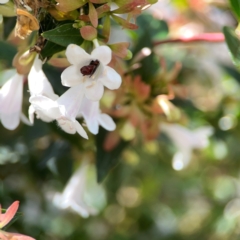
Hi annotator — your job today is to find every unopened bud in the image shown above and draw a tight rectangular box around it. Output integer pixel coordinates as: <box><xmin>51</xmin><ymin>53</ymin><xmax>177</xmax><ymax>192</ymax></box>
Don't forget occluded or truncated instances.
<box><xmin>80</xmin><ymin>26</ymin><xmax>97</xmax><ymax>41</ymax></box>
<box><xmin>124</xmin><ymin>50</ymin><xmax>132</xmax><ymax>60</ymax></box>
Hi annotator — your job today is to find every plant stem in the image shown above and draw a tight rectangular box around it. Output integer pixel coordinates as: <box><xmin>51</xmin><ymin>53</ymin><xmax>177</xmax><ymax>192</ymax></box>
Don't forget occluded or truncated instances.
<box><xmin>153</xmin><ymin>33</ymin><xmax>225</xmax><ymax>46</ymax></box>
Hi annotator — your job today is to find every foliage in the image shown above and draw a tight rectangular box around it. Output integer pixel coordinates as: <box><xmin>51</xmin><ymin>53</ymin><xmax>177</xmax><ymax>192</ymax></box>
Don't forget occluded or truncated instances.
<box><xmin>0</xmin><ymin>0</ymin><xmax>240</xmax><ymax>240</ymax></box>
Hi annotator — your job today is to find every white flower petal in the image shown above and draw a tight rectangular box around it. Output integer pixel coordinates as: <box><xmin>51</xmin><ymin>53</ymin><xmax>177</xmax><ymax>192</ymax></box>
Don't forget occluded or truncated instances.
<box><xmin>99</xmin><ymin>66</ymin><xmax>121</xmax><ymax>90</ymax></box>
<box><xmin>61</xmin><ymin>65</ymin><xmax>85</xmax><ymax>87</ymax></box>
<box><xmin>84</xmin><ymin>80</ymin><xmax>104</xmax><ymax>101</ymax></box>
<box><xmin>192</xmin><ymin>127</ymin><xmax>213</xmax><ymax>149</ymax></box>
<box><xmin>79</xmin><ymin>98</ymin><xmax>99</xmax><ymax>134</ymax></box>
<box><xmin>57</xmin><ymin>85</ymin><xmax>84</xmax><ymax>119</ymax></box>
<box><xmin>91</xmin><ymin>46</ymin><xmax>112</xmax><ymax>65</ymax></box>
<box><xmin>28</xmin><ymin>55</ymin><xmax>58</xmax><ymax>99</ymax></box>
<box><xmin>0</xmin><ymin>73</ymin><xmax>23</xmax><ymax>130</ymax></box>
<box><xmin>74</xmin><ymin>120</ymin><xmax>88</xmax><ymax>139</ymax></box>
<box><xmin>57</xmin><ymin>118</ymin><xmax>76</xmax><ymax>134</ymax></box>
<box><xmin>28</xmin><ymin>105</ymin><xmax>35</xmax><ymax>124</ymax></box>
<box><xmin>87</xmin><ymin>118</ymin><xmax>99</xmax><ymax>135</ymax></box>
<box><xmin>1</xmin><ymin>111</ymin><xmax>20</xmax><ymax>130</ymax></box>
<box><xmin>172</xmin><ymin>151</ymin><xmax>191</xmax><ymax>171</ymax></box>
<box><xmin>53</xmin><ymin>160</ymin><xmax>104</xmax><ymax>218</ymax></box>
<box><xmin>20</xmin><ymin>112</ymin><xmax>32</xmax><ymax>126</ymax></box>
<box><xmin>30</xmin><ymin>95</ymin><xmax>60</xmax><ymax>119</ymax></box>
<box><xmin>80</xmin><ymin>97</ymin><xmax>99</xmax><ymax>121</ymax></box>
<box><xmin>161</xmin><ymin>123</ymin><xmax>212</xmax><ymax>169</ymax></box>
<box><xmin>98</xmin><ymin>113</ymin><xmax>116</xmax><ymax>131</ymax></box>
<box><xmin>66</xmin><ymin>44</ymin><xmax>91</xmax><ymax>66</ymax></box>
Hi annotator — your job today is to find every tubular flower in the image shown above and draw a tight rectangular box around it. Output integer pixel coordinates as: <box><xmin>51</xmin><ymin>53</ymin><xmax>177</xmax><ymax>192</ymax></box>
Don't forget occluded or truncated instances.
<box><xmin>161</xmin><ymin>123</ymin><xmax>213</xmax><ymax>170</ymax></box>
<box><xmin>61</xmin><ymin>44</ymin><xmax>122</xmax><ymax>101</ymax></box>
<box><xmin>28</xmin><ymin>55</ymin><xmax>59</xmax><ymax>124</ymax></box>
<box><xmin>0</xmin><ymin>201</ymin><xmax>35</xmax><ymax>240</ymax></box>
<box><xmin>79</xmin><ymin>96</ymin><xmax>116</xmax><ymax>134</ymax></box>
<box><xmin>28</xmin><ymin>55</ymin><xmax>58</xmax><ymax>99</ymax></box>
<box><xmin>29</xmin><ymin>85</ymin><xmax>88</xmax><ymax>139</ymax></box>
<box><xmin>53</xmin><ymin>160</ymin><xmax>106</xmax><ymax>218</ymax></box>
<box><xmin>0</xmin><ymin>73</ymin><xmax>27</xmax><ymax>130</ymax></box>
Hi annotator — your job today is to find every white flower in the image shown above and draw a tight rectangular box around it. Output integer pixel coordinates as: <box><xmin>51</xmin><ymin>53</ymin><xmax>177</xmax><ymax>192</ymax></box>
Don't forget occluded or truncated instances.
<box><xmin>79</xmin><ymin>97</ymin><xmax>116</xmax><ymax>134</ymax></box>
<box><xmin>29</xmin><ymin>85</ymin><xmax>88</xmax><ymax>139</ymax></box>
<box><xmin>28</xmin><ymin>55</ymin><xmax>58</xmax><ymax>99</ymax></box>
<box><xmin>61</xmin><ymin>44</ymin><xmax>122</xmax><ymax>101</ymax></box>
<box><xmin>0</xmin><ymin>73</ymin><xmax>28</xmax><ymax>130</ymax></box>
<box><xmin>53</xmin><ymin>160</ymin><xmax>107</xmax><ymax>218</ymax></box>
<box><xmin>0</xmin><ymin>0</ymin><xmax>9</xmax><ymax>4</ymax></box>
<box><xmin>28</xmin><ymin>55</ymin><xmax>59</xmax><ymax>124</ymax></box>
<box><xmin>161</xmin><ymin>123</ymin><xmax>213</xmax><ymax>170</ymax></box>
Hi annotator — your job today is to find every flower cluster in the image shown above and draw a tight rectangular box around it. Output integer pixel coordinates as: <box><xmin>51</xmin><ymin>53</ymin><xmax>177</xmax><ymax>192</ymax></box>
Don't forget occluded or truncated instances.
<box><xmin>0</xmin><ymin>43</ymin><xmax>121</xmax><ymax>139</ymax></box>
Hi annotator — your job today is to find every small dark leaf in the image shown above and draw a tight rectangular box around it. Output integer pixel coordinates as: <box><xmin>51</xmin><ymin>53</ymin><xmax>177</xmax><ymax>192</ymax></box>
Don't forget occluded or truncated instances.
<box><xmin>2</xmin><ymin>210</ymin><xmax>22</xmax><ymax>230</ymax></box>
<box><xmin>42</xmin><ymin>23</ymin><xmax>84</xmax><ymax>47</ymax></box>
<box><xmin>222</xmin><ymin>64</ymin><xmax>240</xmax><ymax>85</ymax></box>
<box><xmin>40</xmin><ymin>41</ymin><xmax>65</xmax><ymax>59</ymax></box>
<box><xmin>0</xmin><ymin>41</ymin><xmax>17</xmax><ymax>67</ymax></box>
<box><xmin>96</xmin><ymin>127</ymin><xmax>129</xmax><ymax>182</ymax></box>
<box><xmin>223</xmin><ymin>26</ymin><xmax>240</xmax><ymax>68</ymax></box>
<box><xmin>39</xmin><ymin>140</ymin><xmax>73</xmax><ymax>184</ymax></box>
<box><xmin>3</xmin><ymin>17</ymin><xmax>16</xmax><ymax>40</ymax></box>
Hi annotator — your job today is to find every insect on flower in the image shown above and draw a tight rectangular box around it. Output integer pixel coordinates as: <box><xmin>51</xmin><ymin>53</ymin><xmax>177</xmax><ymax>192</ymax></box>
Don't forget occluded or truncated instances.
<box><xmin>80</xmin><ymin>60</ymin><xmax>100</xmax><ymax>77</ymax></box>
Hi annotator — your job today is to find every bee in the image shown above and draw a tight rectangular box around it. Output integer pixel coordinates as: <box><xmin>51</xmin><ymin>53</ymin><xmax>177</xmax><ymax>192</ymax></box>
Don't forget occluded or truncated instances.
<box><xmin>80</xmin><ymin>60</ymin><xmax>100</xmax><ymax>77</ymax></box>
<box><xmin>15</xmin><ymin>8</ymin><xmax>39</xmax><ymax>39</ymax></box>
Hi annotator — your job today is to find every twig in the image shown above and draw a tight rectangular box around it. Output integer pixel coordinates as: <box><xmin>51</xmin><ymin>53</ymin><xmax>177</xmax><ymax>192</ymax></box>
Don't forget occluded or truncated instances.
<box><xmin>153</xmin><ymin>33</ymin><xmax>225</xmax><ymax>46</ymax></box>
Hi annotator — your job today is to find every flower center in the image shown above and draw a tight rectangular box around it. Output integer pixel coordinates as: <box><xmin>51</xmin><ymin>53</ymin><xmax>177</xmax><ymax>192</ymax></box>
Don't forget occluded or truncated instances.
<box><xmin>80</xmin><ymin>60</ymin><xmax>100</xmax><ymax>77</ymax></box>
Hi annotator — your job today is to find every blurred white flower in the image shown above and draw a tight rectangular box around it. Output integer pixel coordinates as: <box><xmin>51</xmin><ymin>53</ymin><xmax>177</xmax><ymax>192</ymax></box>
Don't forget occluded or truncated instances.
<box><xmin>61</xmin><ymin>44</ymin><xmax>122</xmax><ymax>101</ymax></box>
<box><xmin>0</xmin><ymin>0</ymin><xmax>9</xmax><ymax>4</ymax></box>
<box><xmin>161</xmin><ymin>123</ymin><xmax>213</xmax><ymax>170</ymax></box>
<box><xmin>79</xmin><ymin>97</ymin><xmax>116</xmax><ymax>134</ymax></box>
<box><xmin>28</xmin><ymin>55</ymin><xmax>59</xmax><ymax>124</ymax></box>
<box><xmin>29</xmin><ymin>85</ymin><xmax>88</xmax><ymax>139</ymax></box>
<box><xmin>53</xmin><ymin>161</ymin><xmax>106</xmax><ymax>218</ymax></box>
<box><xmin>0</xmin><ymin>73</ymin><xmax>30</xmax><ymax>130</ymax></box>
<box><xmin>224</xmin><ymin>198</ymin><xmax>240</xmax><ymax>219</ymax></box>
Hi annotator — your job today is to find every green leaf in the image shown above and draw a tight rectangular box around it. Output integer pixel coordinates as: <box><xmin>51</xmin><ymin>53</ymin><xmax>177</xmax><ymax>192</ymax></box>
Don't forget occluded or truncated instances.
<box><xmin>0</xmin><ymin>1</ymin><xmax>16</xmax><ymax>17</ymax></box>
<box><xmin>223</xmin><ymin>26</ymin><xmax>240</xmax><ymax>68</ymax></box>
<box><xmin>42</xmin><ymin>23</ymin><xmax>84</xmax><ymax>47</ymax></box>
<box><xmin>3</xmin><ymin>17</ymin><xmax>16</xmax><ymax>40</ymax></box>
<box><xmin>40</xmin><ymin>41</ymin><xmax>65</xmax><ymax>59</ymax></box>
<box><xmin>229</xmin><ymin>0</ymin><xmax>240</xmax><ymax>19</ymax></box>
<box><xmin>130</xmin><ymin>14</ymin><xmax>168</xmax><ymax>83</ymax></box>
<box><xmin>0</xmin><ymin>41</ymin><xmax>17</xmax><ymax>67</ymax></box>
<box><xmin>96</xmin><ymin>127</ymin><xmax>129</xmax><ymax>182</ymax></box>
<box><xmin>41</xmin><ymin>141</ymin><xmax>73</xmax><ymax>184</ymax></box>
<box><xmin>147</xmin><ymin>0</ymin><xmax>158</xmax><ymax>4</ymax></box>
<box><xmin>2</xmin><ymin>210</ymin><xmax>22</xmax><ymax>230</ymax></box>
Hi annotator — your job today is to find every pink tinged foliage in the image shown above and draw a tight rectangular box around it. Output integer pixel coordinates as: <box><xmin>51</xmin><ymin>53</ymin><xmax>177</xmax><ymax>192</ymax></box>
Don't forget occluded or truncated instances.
<box><xmin>80</xmin><ymin>26</ymin><xmax>97</xmax><ymax>41</ymax></box>
<box><xmin>108</xmin><ymin>42</ymin><xmax>130</xmax><ymax>59</ymax></box>
<box><xmin>0</xmin><ymin>201</ymin><xmax>35</xmax><ymax>240</ymax></box>
<box><xmin>88</xmin><ymin>2</ymin><xmax>98</xmax><ymax>28</ymax></box>
<box><xmin>0</xmin><ymin>201</ymin><xmax>19</xmax><ymax>228</ymax></box>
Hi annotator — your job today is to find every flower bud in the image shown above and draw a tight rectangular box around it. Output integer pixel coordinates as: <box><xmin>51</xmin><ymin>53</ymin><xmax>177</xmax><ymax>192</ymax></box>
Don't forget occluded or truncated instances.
<box><xmin>80</xmin><ymin>26</ymin><xmax>97</xmax><ymax>41</ymax></box>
